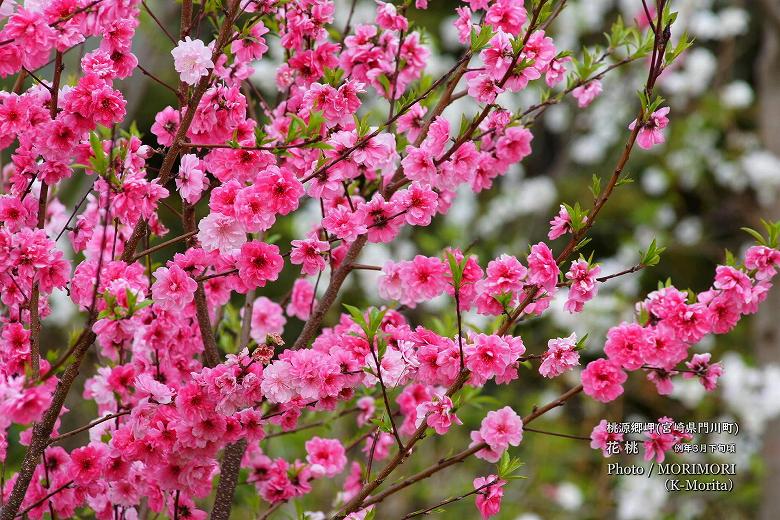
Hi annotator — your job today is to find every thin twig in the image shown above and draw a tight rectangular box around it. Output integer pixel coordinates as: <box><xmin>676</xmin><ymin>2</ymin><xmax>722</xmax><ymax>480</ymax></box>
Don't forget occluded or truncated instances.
<box><xmin>131</xmin><ymin>230</ymin><xmax>198</xmax><ymax>262</ymax></box>
<box><xmin>14</xmin><ymin>481</ymin><xmax>73</xmax><ymax>518</ymax></box>
<box><xmin>142</xmin><ymin>0</ymin><xmax>177</xmax><ymax>44</ymax></box>
<box><xmin>48</xmin><ymin>411</ymin><xmax>131</xmax><ymax>445</ymax></box>
<box><xmin>401</xmin><ymin>479</ymin><xmax>499</xmax><ymax>519</ymax></box>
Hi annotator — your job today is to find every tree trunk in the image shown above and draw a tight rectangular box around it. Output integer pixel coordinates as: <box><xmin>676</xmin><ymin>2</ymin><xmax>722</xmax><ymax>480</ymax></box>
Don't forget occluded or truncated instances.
<box><xmin>755</xmin><ymin>4</ymin><xmax>780</xmax><ymax>520</ymax></box>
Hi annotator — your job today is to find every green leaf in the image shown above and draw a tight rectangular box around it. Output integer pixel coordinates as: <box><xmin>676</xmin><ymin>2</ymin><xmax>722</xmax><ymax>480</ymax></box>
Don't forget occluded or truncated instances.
<box><xmin>639</xmin><ymin>239</ymin><xmax>665</xmax><ymax>267</ymax></box>
<box><xmin>724</xmin><ymin>248</ymin><xmax>737</xmax><ymax>267</ymax></box>
<box><xmin>135</xmin><ymin>300</ymin><xmax>153</xmax><ymax>311</ymax></box>
<box><xmin>343</xmin><ymin>303</ymin><xmax>367</xmax><ymax>329</ymax></box>
<box><xmin>368</xmin><ymin>307</ymin><xmax>388</xmax><ymax>338</ymax></box>
<box><xmin>762</xmin><ymin>219</ymin><xmax>780</xmax><ymax>248</ymax></box>
<box><xmin>470</xmin><ymin>24</ymin><xmax>494</xmax><ymax>52</ymax></box>
<box><xmin>665</xmin><ymin>32</ymin><xmax>693</xmax><ymax>64</ymax></box>
<box><xmin>446</xmin><ymin>251</ymin><xmax>465</xmax><ymax>288</ymax></box>
<box><xmin>497</xmin><ymin>452</ymin><xmax>524</xmax><ymax>479</ymax></box>
<box><xmin>562</xmin><ymin>202</ymin><xmax>586</xmax><ymax>232</ymax></box>
<box><xmin>573</xmin><ymin>237</ymin><xmax>592</xmax><ymax>252</ymax></box>
<box><xmin>590</xmin><ymin>174</ymin><xmax>602</xmax><ymax>199</ymax></box>
<box><xmin>741</xmin><ymin>227</ymin><xmax>767</xmax><ymax>246</ymax></box>
<box><xmin>377</xmin><ymin>74</ymin><xmax>392</xmax><ymax>96</ymax></box>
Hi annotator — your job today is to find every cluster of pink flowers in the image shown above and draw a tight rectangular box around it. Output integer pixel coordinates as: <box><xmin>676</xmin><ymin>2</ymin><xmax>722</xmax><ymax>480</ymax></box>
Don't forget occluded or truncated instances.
<box><xmin>582</xmin><ymin>245</ymin><xmax>779</xmax><ymax>403</ymax></box>
<box><xmin>378</xmin><ymin>243</ymin><xmax>560</xmax><ymax>316</ymax></box>
<box><xmin>0</xmin><ymin>0</ymin><xmax>774</xmax><ymax>518</ymax></box>
<box><xmin>471</xmin><ymin>406</ymin><xmax>524</xmax><ymax>463</ymax></box>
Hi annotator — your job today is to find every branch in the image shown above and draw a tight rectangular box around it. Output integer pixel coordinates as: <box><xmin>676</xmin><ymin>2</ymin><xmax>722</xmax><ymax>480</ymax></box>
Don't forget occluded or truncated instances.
<box><xmin>264</xmin><ymin>407</ymin><xmax>359</xmax><ymax>440</ymax></box>
<box><xmin>401</xmin><ymin>478</ymin><xmax>499</xmax><ymax>519</ymax></box>
<box><xmin>0</xmin><ymin>3</ymin><xmax>247</xmax><ymax>517</ymax></box>
<box><xmin>211</xmin><ymin>289</ymin><xmax>256</xmax><ymax>520</ymax></box>
<box><xmin>120</xmin><ymin>0</ymin><xmax>243</xmax><ymax>263</ymax></box>
<box><xmin>292</xmin><ymin>235</ymin><xmax>368</xmax><ymax>349</ymax></box>
<box><xmin>142</xmin><ymin>0</ymin><xmax>177</xmax><ymax>45</ymax></box>
<box><xmin>211</xmin><ymin>439</ymin><xmax>248</xmax><ymax>520</ymax></box>
<box><xmin>523</xmin><ymin>426</ymin><xmax>591</xmax><ymax>441</ymax></box>
<box><xmin>28</xmin><ymin>52</ymin><xmax>63</xmax><ymax>379</ymax></box>
<box><xmin>300</xmin><ymin>52</ymin><xmax>473</xmax><ymax>184</ymax></box>
<box><xmin>48</xmin><ymin>411</ymin><xmax>131</xmax><ymax>445</ymax></box>
<box><xmin>556</xmin><ymin>264</ymin><xmax>645</xmax><ymax>288</ymax></box>
<box><xmin>357</xmin><ymin>385</ymin><xmax>584</xmax><ymax>511</ymax></box>
<box><xmin>13</xmin><ymin>481</ymin><xmax>73</xmax><ymax>518</ymax></box>
<box><xmin>131</xmin><ymin>230</ymin><xmax>197</xmax><ymax>262</ymax></box>
<box><xmin>0</xmin><ymin>325</ymin><xmax>97</xmax><ymax>520</ymax></box>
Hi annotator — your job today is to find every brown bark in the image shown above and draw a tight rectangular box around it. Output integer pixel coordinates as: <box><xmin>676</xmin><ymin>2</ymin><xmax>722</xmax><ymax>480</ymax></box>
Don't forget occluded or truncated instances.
<box><xmin>756</xmin><ymin>4</ymin><xmax>780</xmax><ymax>520</ymax></box>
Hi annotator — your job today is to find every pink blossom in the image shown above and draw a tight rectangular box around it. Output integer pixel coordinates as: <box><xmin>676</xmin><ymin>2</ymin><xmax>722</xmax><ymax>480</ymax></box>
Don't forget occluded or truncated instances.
<box><xmin>590</xmin><ymin>419</ymin><xmax>624</xmax><ymax>457</ymax></box>
<box><xmin>564</xmin><ymin>260</ymin><xmax>601</xmax><ymax>313</ymax></box>
<box><xmin>260</xmin><ymin>360</ymin><xmax>295</xmax><ymax>403</ymax></box>
<box><xmin>171</xmin><ymin>37</ymin><xmax>214</xmax><ymax>85</ymax></box>
<box><xmin>68</xmin><ymin>444</ymin><xmax>106</xmax><ymax>485</ymax></box>
<box><xmin>151</xmin><ymin>106</ymin><xmax>180</xmax><ymax>147</ymax></box>
<box><xmin>376</xmin><ymin>1</ymin><xmax>408</xmax><ymax>31</ymax></box>
<box><xmin>290</xmin><ymin>238</ymin><xmax>329</xmax><ymax>275</ymax></box>
<box><xmin>415</xmin><ymin>394</ymin><xmax>461</xmax><ymax>435</ymax></box>
<box><xmin>582</xmin><ymin>358</ymin><xmax>627</xmax><ymax>403</ymax></box>
<box><xmin>647</xmin><ymin>368</ymin><xmax>676</xmax><ymax>395</ymax></box>
<box><xmin>713</xmin><ymin>265</ymin><xmax>754</xmax><ymax>305</ymax></box>
<box><xmin>527</xmin><ymin>242</ymin><xmax>559</xmax><ymax>292</ymax></box>
<box><xmin>485</xmin><ymin>254</ymin><xmax>527</xmax><ymax>294</ymax></box>
<box><xmin>466</xmin><ymin>72</ymin><xmax>504</xmax><ymax>104</ymax></box>
<box><xmin>539</xmin><ymin>333</ymin><xmax>580</xmax><ymax>378</ymax></box>
<box><xmin>287</xmin><ymin>278</ymin><xmax>316</xmax><ymax>320</ymax></box>
<box><xmin>250</xmin><ymin>296</ymin><xmax>286</xmax><ymax>344</ymax></box>
<box><xmin>465</xmin><ymin>334</ymin><xmax>515</xmax><ymax>381</ymax></box>
<box><xmin>642</xmin><ymin>418</ymin><xmax>690</xmax><ymax>463</ymax></box>
<box><xmin>548</xmin><ymin>205</ymin><xmax>576</xmax><ymax>240</ymax></box>
<box><xmin>2</xmin><ymin>9</ymin><xmax>55</xmax><ymax>68</ymax></box>
<box><xmin>197</xmin><ymin>212</ymin><xmax>246</xmax><ymax>254</ymax></box>
<box><xmin>255</xmin><ymin>166</ymin><xmax>304</xmax><ymax>215</ymax></box>
<box><xmin>362</xmin><ymin>432</ymin><xmax>394</xmax><ymax>462</ymax></box>
<box><xmin>356</xmin><ymin>396</ymin><xmax>375</xmax><ymax>427</ymax></box>
<box><xmin>176</xmin><ymin>154</ymin><xmax>208</xmax><ymax>204</ymax></box>
<box><xmin>495</xmin><ymin>126</ymin><xmax>533</xmax><ymax>165</ymax></box>
<box><xmin>683</xmin><ymin>353</ymin><xmax>723</xmax><ymax>391</ymax></box>
<box><xmin>470</xmin><ymin>430</ymin><xmax>503</xmax><ymax>463</ymax></box>
<box><xmin>237</xmin><ymin>241</ymin><xmax>284</xmax><ymax>289</ymax></box>
<box><xmin>604</xmin><ymin>322</ymin><xmax>653</xmax><ymax>370</ymax></box>
<box><xmin>572</xmin><ymin>80</ymin><xmax>602</xmax><ymax>108</ymax></box>
<box><xmin>133</xmin><ymin>373</ymin><xmax>174</xmax><ymax>404</ymax></box>
<box><xmin>485</xmin><ymin>0</ymin><xmax>527</xmax><ymax>35</ymax></box>
<box><xmin>545</xmin><ymin>56</ymin><xmax>571</xmax><ymax>87</ymax></box>
<box><xmin>473</xmin><ymin>475</ymin><xmax>506</xmax><ymax>519</ymax></box>
<box><xmin>359</xmin><ymin>194</ymin><xmax>403</xmax><ymax>243</ymax></box>
<box><xmin>231</xmin><ymin>22</ymin><xmax>269</xmax><ymax>62</ymax></box>
<box><xmin>396</xmin><ymin>103</ymin><xmax>427</xmax><ymax>142</ymax></box>
<box><xmin>481</xmin><ymin>31</ymin><xmax>513</xmax><ymax>80</ymax></box>
<box><xmin>322</xmin><ymin>205</ymin><xmax>367</xmax><ymax>243</ymax></box>
<box><xmin>378</xmin><ymin>261</ymin><xmax>405</xmax><ymax>302</ymax></box>
<box><xmin>454</xmin><ymin>7</ymin><xmax>475</xmax><ymax>44</ymax></box>
<box><xmin>392</xmin><ymin>182</ymin><xmax>438</xmax><ymax>226</ymax></box>
<box><xmin>305</xmin><ymin>437</ymin><xmax>347</xmax><ymax>477</ymax></box>
<box><xmin>629</xmin><ymin>107</ymin><xmax>670</xmax><ymax>150</ymax></box>
<box><xmin>402</xmin><ymin>146</ymin><xmax>437</xmax><ymax>185</ymax></box>
<box><xmin>744</xmin><ymin>245</ymin><xmax>780</xmax><ymax>280</ymax></box>
<box><xmin>422</xmin><ymin>116</ymin><xmax>450</xmax><ymax>158</ymax></box>
<box><xmin>151</xmin><ymin>265</ymin><xmax>198</xmax><ymax>311</ymax></box>
<box><xmin>478</xmin><ymin>406</ymin><xmax>523</xmax><ymax>452</ymax></box>
<box><xmin>399</xmin><ymin>255</ymin><xmax>449</xmax><ymax>301</ymax></box>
